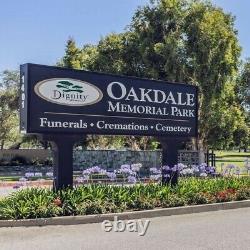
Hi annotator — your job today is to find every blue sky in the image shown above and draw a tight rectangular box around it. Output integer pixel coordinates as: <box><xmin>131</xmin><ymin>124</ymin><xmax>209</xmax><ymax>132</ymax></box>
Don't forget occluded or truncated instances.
<box><xmin>0</xmin><ymin>0</ymin><xmax>249</xmax><ymax>72</ymax></box>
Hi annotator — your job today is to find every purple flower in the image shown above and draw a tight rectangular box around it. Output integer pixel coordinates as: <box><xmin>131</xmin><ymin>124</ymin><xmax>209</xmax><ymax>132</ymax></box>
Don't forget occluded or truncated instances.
<box><xmin>193</xmin><ymin>165</ymin><xmax>200</xmax><ymax>173</ymax></box>
<box><xmin>75</xmin><ymin>177</ymin><xmax>84</xmax><ymax>183</ymax></box>
<box><xmin>83</xmin><ymin>175</ymin><xmax>90</xmax><ymax>181</ymax></box>
<box><xmin>106</xmin><ymin>172</ymin><xmax>116</xmax><ymax>181</ymax></box>
<box><xmin>150</xmin><ymin>174</ymin><xmax>162</xmax><ymax>181</ymax></box>
<box><xmin>120</xmin><ymin>164</ymin><xmax>134</xmax><ymax>175</ymax></box>
<box><xmin>25</xmin><ymin>172</ymin><xmax>34</xmax><ymax>178</ymax></box>
<box><xmin>100</xmin><ymin>169</ymin><xmax>107</xmax><ymax>175</ymax></box>
<box><xmin>35</xmin><ymin>172</ymin><xmax>43</xmax><ymax>177</ymax></box>
<box><xmin>150</xmin><ymin>167</ymin><xmax>161</xmax><ymax>174</ymax></box>
<box><xmin>176</xmin><ymin>163</ymin><xmax>186</xmax><ymax>171</ymax></box>
<box><xmin>200</xmin><ymin>163</ymin><xmax>207</xmax><ymax>168</ymax></box>
<box><xmin>82</xmin><ymin>166</ymin><xmax>106</xmax><ymax>175</ymax></box>
<box><xmin>227</xmin><ymin>164</ymin><xmax>236</xmax><ymax>169</ymax></box>
<box><xmin>162</xmin><ymin>165</ymin><xmax>170</xmax><ymax>171</ymax></box>
<box><xmin>131</xmin><ymin>163</ymin><xmax>142</xmax><ymax>172</ymax></box>
<box><xmin>163</xmin><ymin>174</ymin><xmax>170</xmax><ymax>178</ymax></box>
<box><xmin>91</xmin><ymin>166</ymin><xmax>103</xmax><ymax>173</ymax></box>
<box><xmin>200</xmin><ymin>172</ymin><xmax>207</xmax><ymax>177</ymax></box>
<box><xmin>121</xmin><ymin>164</ymin><xmax>130</xmax><ymax>170</ymax></box>
<box><xmin>46</xmin><ymin>172</ymin><xmax>53</xmax><ymax>177</ymax></box>
<box><xmin>207</xmin><ymin>166</ymin><xmax>216</xmax><ymax>174</ymax></box>
<box><xmin>171</xmin><ymin>166</ymin><xmax>177</xmax><ymax>172</ymax></box>
<box><xmin>127</xmin><ymin>175</ymin><xmax>137</xmax><ymax>183</ymax></box>
<box><xmin>180</xmin><ymin>168</ymin><xmax>194</xmax><ymax>176</ymax></box>
<box><xmin>82</xmin><ymin>169</ymin><xmax>91</xmax><ymax>175</ymax></box>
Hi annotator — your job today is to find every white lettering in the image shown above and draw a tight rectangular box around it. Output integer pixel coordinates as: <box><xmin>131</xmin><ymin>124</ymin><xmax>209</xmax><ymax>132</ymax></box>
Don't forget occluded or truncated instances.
<box><xmin>165</xmin><ymin>91</ymin><xmax>177</xmax><ymax>105</ymax></box>
<box><xmin>107</xmin><ymin>82</ymin><xmax>126</xmax><ymax>100</ymax></box>
<box><xmin>101</xmin><ymin>217</ymin><xmax>150</xmax><ymax>236</ymax></box>
<box><xmin>138</xmin><ymin>220</ymin><xmax>150</xmax><ymax>236</ymax></box>
<box><xmin>187</xmin><ymin>93</ymin><xmax>195</xmax><ymax>106</ymax></box>
<box><xmin>125</xmin><ymin>87</ymin><xmax>139</xmax><ymax>101</ymax></box>
<box><xmin>139</xmin><ymin>88</ymin><xmax>153</xmax><ymax>102</ymax></box>
<box><xmin>40</xmin><ymin>118</ymin><xmax>48</xmax><ymax>127</ymax></box>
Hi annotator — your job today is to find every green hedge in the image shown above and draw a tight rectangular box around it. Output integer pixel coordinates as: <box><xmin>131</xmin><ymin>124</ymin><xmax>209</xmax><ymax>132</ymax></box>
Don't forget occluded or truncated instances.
<box><xmin>0</xmin><ymin>177</ymin><xmax>250</xmax><ymax>220</ymax></box>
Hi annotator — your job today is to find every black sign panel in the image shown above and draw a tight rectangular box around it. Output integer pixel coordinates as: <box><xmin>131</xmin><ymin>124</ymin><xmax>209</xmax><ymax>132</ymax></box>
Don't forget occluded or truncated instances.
<box><xmin>20</xmin><ymin>63</ymin><xmax>198</xmax><ymax>137</ymax></box>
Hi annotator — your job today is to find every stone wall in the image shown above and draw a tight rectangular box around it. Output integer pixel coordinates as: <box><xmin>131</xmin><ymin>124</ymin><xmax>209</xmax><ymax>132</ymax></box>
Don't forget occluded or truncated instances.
<box><xmin>178</xmin><ymin>150</ymin><xmax>205</xmax><ymax>166</ymax></box>
<box><xmin>73</xmin><ymin>150</ymin><xmax>162</xmax><ymax>171</ymax></box>
<box><xmin>0</xmin><ymin>150</ymin><xmax>162</xmax><ymax>175</ymax></box>
<box><xmin>0</xmin><ymin>149</ymin><xmax>204</xmax><ymax>174</ymax></box>
<box><xmin>0</xmin><ymin>149</ymin><xmax>51</xmax><ymax>162</ymax></box>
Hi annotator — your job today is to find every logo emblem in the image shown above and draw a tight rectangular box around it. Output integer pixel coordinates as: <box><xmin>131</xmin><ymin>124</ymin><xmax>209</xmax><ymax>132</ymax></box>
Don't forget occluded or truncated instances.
<box><xmin>34</xmin><ymin>78</ymin><xmax>103</xmax><ymax>106</ymax></box>
<box><xmin>56</xmin><ymin>80</ymin><xmax>84</xmax><ymax>93</ymax></box>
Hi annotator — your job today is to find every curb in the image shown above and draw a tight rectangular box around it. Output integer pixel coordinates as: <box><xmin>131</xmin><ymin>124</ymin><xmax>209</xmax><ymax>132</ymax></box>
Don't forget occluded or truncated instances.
<box><xmin>0</xmin><ymin>199</ymin><xmax>250</xmax><ymax>228</ymax></box>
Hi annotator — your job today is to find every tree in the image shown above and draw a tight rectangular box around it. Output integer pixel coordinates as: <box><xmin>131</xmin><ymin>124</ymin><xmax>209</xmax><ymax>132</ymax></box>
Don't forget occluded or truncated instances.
<box><xmin>233</xmin><ymin>125</ymin><xmax>249</xmax><ymax>152</ymax></box>
<box><xmin>0</xmin><ymin>70</ymin><xmax>46</xmax><ymax>149</ymax></box>
<box><xmin>237</xmin><ymin>59</ymin><xmax>250</xmax><ymax>110</ymax></box>
<box><xmin>0</xmin><ymin>70</ymin><xmax>19</xmax><ymax>89</ymax></box>
<box><xmin>60</xmin><ymin>0</ymin><xmax>244</xmax><ymax>150</ymax></box>
<box><xmin>207</xmin><ymin>82</ymin><xmax>248</xmax><ymax>149</ymax></box>
<box><xmin>0</xmin><ymin>70</ymin><xmax>19</xmax><ymax>109</ymax></box>
<box><xmin>62</xmin><ymin>38</ymin><xmax>82</xmax><ymax>69</ymax></box>
<box><xmin>0</xmin><ymin>70</ymin><xmax>20</xmax><ymax>148</ymax></box>
<box><xmin>0</xmin><ymin>88</ymin><xmax>19</xmax><ymax>149</ymax></box>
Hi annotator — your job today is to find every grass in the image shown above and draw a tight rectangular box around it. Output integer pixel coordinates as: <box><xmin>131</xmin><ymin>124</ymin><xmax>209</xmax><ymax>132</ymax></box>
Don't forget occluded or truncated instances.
<box><xmin>216</xmin><ymin>161</ymin><xmax>245</xmax><ymax>168</ymax></box>
<box><xmin>215</xmin><ymin>150</ymin><xmax>250</xmax><ymax>170</ymax></box>
<box><xmin>215</xmin><ymin>150</ymin><xmax>250</xmax><ymax>157</ymax></box>
<box><xmin>0</xmin><ymin>176</ymin><xmax>52</xmax><ymax>182</ymax></box>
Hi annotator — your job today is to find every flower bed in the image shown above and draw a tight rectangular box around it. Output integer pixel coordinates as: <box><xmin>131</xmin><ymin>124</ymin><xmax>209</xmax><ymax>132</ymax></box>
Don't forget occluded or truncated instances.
<box><xmin>75</xmin><ymin>163</ymin><xmax>218</xmax><ymax>184</ymax></box>
<box><xmin>0</xmin><ymin>177</ymin><xmax>250</xmax><ymax>220</ymax></box>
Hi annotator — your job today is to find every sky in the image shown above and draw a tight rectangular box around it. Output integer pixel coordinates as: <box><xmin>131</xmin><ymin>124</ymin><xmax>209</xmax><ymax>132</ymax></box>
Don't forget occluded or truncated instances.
<box><xmin>0</xmin><ymin>0</ymin><xmax>249</xmax><ymax>72</ymax></box>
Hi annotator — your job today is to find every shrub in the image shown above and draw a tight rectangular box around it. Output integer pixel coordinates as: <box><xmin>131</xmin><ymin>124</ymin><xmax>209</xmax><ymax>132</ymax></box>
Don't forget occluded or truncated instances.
<box><xmin>128</xmin><ymin>197</ymin><xmax>156</xmax><ymax>210</ymax></box>
<box><xmin>0</xmin><ymin>177</ymin><xmax>249</xmax><ymax>220</ymax></box>
<box><xmin>161</xmin><ymin>194</ymin><xmax>186</xmax><ymax>208</ymax></box>
<box><xmin>0</xmin><ymin>188</ymin><xmax>62</xmax><ymax>219</ymax></box>
<box><xmin>11</xmin><ymin>156</ymin><xmax>28</xmax><ymax>165</ymax></box>
<box><xmin>183</xmin><ymin>191</ymin><xmax>217</xmax><ymax>205</ymax></box>
<box><xmin>235</xmin><ymin>188</ymin><xmax>250</xmax><ymax>201</ymax></box>
<box><xmin>215</xmin><ymin>189</ymin><xmax>237</xmax><ymax>203</ymax></box>
<box><xmin>81</xmin><ymin>201</ymin><xmax>105</xmax><ymax>215</ymax></box>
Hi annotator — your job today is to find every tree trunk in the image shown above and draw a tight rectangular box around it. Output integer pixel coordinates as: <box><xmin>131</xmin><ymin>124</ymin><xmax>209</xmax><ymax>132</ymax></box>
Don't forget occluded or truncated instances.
<box><xmin>9</xmin><ymin>142</ymin><xmax>22</xmax><ymax>149</ymax></box>
<box><xmin>1</xmin><ymin>140</ymin><xmax>4</xmax><ymax>150</ymax></box>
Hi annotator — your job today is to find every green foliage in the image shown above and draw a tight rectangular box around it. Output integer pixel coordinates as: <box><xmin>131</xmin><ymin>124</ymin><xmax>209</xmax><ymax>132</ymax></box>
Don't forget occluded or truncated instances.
<box><xmin>237</xmin><ymin>59</ymin><xmax>250</xmax><ymax>110</ymax></box>
<box><xmin>0</xmin><ymin>70</ymin><xmax>19</xmax><ymax>89</ymax></box>
<box><xmin>0</xmin><ymin>188</ymin><xmax>62</xmax><ymax>219</ymax></box>
<box><xmin>62</xmin><ymin>38</ymin><xmax>82</xmax><ymax>69</ymax></box>
<box><xmin>60</xmin><ymin>0</ymin><xmax>245</xmax><ymax>149</ymax></box>
<box><xmin>1</xmin><ymin>177</ymin><xmax>250</xmax><ymax>220</ymax></box>
<box><xmin>0</xmin><ymin>78</ymin><xmax>20</xmax><ymax>149</ymax></box>
<box><xmin>0</xmin><ymin>70</ymin><xmax>52</xmax><ymax>149</ymax></box>
<box><xmin>207</xmin><ymin>83</ymin><xmax>248</xmax><ymax>149</ymax></box>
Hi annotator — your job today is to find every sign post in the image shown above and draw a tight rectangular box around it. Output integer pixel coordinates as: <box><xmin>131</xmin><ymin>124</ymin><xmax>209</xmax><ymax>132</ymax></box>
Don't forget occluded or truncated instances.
<box><xmin>158</xmin><ymin>137</ymin><xmax>187</xmax><ymax>185</ymax></box>
<box><xmin>20</xmin><ymin>63</ymin><xmax>198</xmax><ymax>189</ymax></box>
<box><xmin>38</xmin><ymin>134</ymin><xmax>82</xmax><ymax>190</ymax></box>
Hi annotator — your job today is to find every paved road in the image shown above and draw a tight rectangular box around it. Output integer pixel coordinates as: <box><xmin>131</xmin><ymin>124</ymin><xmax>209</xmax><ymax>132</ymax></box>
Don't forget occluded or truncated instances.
<box><xmin>0</xmin><ymin>207</ymin><xmax>250</xmax><ymax>250</ymax></box>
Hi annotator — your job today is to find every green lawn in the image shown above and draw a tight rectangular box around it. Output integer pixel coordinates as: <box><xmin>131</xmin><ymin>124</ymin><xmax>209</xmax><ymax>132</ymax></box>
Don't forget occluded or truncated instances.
<box><xmin>215</xmin><ymin>150</ymin><xmax>250</xmax><ymax>158</ymax></box>
<box><xmin>0</xmin><ymin>176</ymin><xmax>53</xmax><ymax>182</ymax></box>
<box><xmin>214</xmin><ymin>150</ymin><xmax>250</xmax><ymax>171</ymax></box>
